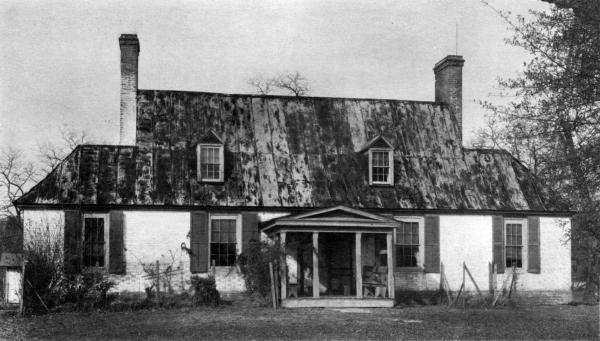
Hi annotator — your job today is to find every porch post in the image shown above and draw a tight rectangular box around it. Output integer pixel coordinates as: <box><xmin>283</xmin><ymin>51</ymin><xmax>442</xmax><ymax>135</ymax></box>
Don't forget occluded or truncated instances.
<box><xmin>386</xmin><ymin>232</ymin><xmax>395</xmax><ymax>299</ymax></box>
<box><xmin>355</xmin><ymin>232</ymin><xmax>362</xmax><ymax>298</ymax></box>
<box><xmin>312</xmin><ymin>232</ymin><xmax>319</xmax><ymax>298</ymax></box>
<box><xmin>280</xmin><ymin>232</ymin><xmax>287</xmax><ymax>300</ymax></box>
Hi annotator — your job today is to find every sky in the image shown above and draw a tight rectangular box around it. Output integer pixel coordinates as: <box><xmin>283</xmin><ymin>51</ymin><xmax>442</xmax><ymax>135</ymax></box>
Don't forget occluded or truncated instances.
<box><xmin>0</xmin><ymin>0</ymin><xmax>550</xmax><ymax>157</ymax></box>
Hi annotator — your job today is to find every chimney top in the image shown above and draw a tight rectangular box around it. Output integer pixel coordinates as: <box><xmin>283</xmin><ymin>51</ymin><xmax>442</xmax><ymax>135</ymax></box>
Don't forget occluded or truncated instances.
<box><xmin>433</xmin><ymin>55</ymin><xmax>464</xmax><ymax>73</ymax></box>
<box><xmin>119</xmin><ymin>34</ymin><xmax>140</xmax><ymax>50</ymax></box>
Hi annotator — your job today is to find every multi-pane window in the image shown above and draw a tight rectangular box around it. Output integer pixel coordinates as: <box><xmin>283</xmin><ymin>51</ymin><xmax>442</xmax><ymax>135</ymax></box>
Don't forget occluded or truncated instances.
<box><xmin>505</xmin><ymin>223</ymin><xmax>523</xmax><ymax>268</ymax></box>
<box><xmin>396</xmin><ymin>221</ymin><xmax>419</xmax><ymax>267</ymax></box>
<box><xmin>210</xmin><ymin>218</ymin><xmax>237</xmax><ymax>266</ymax></box>
<box><xmin>198</xmin><ymin>145</ymin><xmax>223</xmax><ymax>182</ymax></box>
<box><xmin>83</xmin><ymin>217</ymin><xmax>106</xmax><ymax>267</ymax></box>
<box><xmin>369</xmin><ymin>149</ymin><xmax>393</xmax><ymax>185</ymax></box>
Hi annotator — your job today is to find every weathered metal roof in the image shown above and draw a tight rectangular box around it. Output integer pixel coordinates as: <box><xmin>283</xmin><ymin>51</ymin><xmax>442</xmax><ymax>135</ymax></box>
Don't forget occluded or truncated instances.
<box><xmin>17</xmin><ymin>90</ymin><xmax>552</xmax><ymax>211</ymax></box>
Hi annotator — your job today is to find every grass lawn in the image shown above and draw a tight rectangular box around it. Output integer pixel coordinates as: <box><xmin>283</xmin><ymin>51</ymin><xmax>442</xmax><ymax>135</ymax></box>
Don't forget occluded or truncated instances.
<box><xmin>0</xmin><ymin>303</ymin><xmax>597</xmax><ymax>340</ymax></box>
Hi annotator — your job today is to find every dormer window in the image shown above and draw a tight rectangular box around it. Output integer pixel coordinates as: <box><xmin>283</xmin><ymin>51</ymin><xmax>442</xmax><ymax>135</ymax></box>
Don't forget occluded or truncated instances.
<box><xmin>369</xmin><ymin>149</ymin><xmax>393</xmax><ymax>185</ymax></box>
<box><xmin>196</xmin><ymin>130</ymin><xmax>225</xmax><ymax>183</ymax></box>
<box><xmin>360</xmin><ymin>135</ymin><xmax>394</xmax><ymax>186</ymax></box>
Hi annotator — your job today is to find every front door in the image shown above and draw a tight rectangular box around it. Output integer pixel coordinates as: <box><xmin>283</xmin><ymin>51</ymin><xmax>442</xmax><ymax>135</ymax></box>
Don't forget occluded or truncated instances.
<box><xmin>318</xmin><ymin>233</ymin><xmax>355</xmax><ymax>296</ymax></box>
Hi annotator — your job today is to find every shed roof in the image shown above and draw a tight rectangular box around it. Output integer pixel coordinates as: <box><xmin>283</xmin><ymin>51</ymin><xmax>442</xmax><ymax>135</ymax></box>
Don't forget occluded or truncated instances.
<box><xmin>16</xmin><ymin>90</ymin><xmax>557</xmax><ymax>212</ymax></box>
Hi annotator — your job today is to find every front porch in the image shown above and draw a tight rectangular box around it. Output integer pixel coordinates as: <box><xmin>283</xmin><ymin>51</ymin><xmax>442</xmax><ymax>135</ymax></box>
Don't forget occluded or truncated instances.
<box><xmin>261</xmin><ymin>206</ymin><xmax>399</xmax><ymax>308</ymax></box>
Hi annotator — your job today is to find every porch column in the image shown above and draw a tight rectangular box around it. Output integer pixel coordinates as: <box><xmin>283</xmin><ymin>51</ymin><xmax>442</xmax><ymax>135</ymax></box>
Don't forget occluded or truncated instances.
<box><xmin>387</xmin><ymin>232</ymin><xmax>395</xmax><ymax>299</ymax></box>
<box><xmin>280</xmin><ymin>232</ymin><xmax>287</xmax><ymax>300</ymax></box>
<box><xmin>355</xmin><ymin>232</ymin><xmax>362</xmax><ymax>298</ymax></box>
<box><xmin>312</xmin><ymin>232</ymin><xmax>319</xmax><ymax>298</ymax></box>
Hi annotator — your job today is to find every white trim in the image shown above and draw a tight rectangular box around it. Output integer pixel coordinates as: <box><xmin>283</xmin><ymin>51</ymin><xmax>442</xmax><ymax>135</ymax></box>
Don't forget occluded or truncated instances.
<box><xmin>393</xmin><ymin>216</ymin><xmax>424</xmax><ymax>269</ymax></box>
<box><xmin>208</xmin><ymin>214</ymin><xmax>242</xmax><ymax>267</ymax></box>
<box><xmin>82</xmin><ymin>213</ymin><xmax>110</xmax><ymax>269</ymax></box>
<box><xmin>504</xmin><ymin>218</ymin><xmax>528</xmax><ymax>271</ymax></box>
<box><xmin>368</xmin><ymin>148</ymin><xmax>394</xmax><ymax>186</ymax></box>
<box><xmin>197</xmin><ymin>143</ymin><xmax>225</xmax><ymax>182</ymax></box>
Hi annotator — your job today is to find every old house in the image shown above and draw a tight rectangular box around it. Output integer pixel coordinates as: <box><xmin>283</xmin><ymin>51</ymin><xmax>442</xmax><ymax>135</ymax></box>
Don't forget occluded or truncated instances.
<box><xmin>14</xmin><ymin>34</ymin><xmax>572</xmax><ymax>307</ymax></box>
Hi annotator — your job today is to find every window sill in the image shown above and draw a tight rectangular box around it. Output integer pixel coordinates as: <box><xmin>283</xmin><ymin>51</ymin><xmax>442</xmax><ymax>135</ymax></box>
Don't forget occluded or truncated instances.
<box><xmin>369</xmin><ymin>183</ymin><xmax>394</xmax><ymax>188</ymax></box>
<box><xmin>199</xmin><ymin>179</ymin><xmax>225</xmax><ymax>185</ymax></box>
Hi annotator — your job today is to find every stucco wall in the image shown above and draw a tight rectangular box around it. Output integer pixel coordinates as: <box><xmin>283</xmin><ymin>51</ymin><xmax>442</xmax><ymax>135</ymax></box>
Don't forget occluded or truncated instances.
<box><xmin>22</xmin><ymin>210</ymin><xmax>247</xmax><ymax>295</ymax></box>
<box><xmin>110</xmin><ymin>211</ymin><xmax>191</xmax><ymax>293</ymax></box>
<box><xmin>395</xmin><ymin>215</ymin><xmax>572</xmax><ymax>303</ymax></box>
<box><xmin>22</xmin><ymin>210</ymin><xmax>571</xmax><ymax>302</ymax></box>
<box><xmin>113</xmin><ymin>211</ymin><xmax>246</xmax><ymax>294</ymax></box>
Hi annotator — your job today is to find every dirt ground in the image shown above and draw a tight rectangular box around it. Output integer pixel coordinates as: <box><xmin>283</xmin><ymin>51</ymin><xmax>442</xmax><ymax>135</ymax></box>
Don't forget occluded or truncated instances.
<box><xmin>0</xmin><ymin>304</ymin><xmax>597</xmax><ymax>340</ymax></box>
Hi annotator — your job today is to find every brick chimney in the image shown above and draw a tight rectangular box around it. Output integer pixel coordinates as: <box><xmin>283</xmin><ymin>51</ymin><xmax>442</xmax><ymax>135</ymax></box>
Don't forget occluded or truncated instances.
<box><xmin>434</xmin><ymin>55</ymin><xmax>465</xmax><ymax>142</ymax></box>
<box><xmin>119</xmin><ymin>34</ymin><xmax>140</xmax><ymax>145</ymax></box>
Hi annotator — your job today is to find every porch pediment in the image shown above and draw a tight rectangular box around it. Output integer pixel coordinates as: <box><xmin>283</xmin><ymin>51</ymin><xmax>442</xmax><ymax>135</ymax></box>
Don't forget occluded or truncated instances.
<box><xmin>261</xmin><ymin>206</ymin><xmax>399</xmax><ymax>234</ymax></box>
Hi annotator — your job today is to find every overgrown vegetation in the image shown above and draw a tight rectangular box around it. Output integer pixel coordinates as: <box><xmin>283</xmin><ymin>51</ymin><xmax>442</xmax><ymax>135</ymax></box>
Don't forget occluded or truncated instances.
<box><xmin>237</xmin><ymin>239</ymin><xmax>283</xmax><ymax>305</ymax></box>
<box><xmin>22</xmin><ymin>218</ymin><xmax>219</xmax><ymax>314</ymax></box>
<box><xmin>476</xmin><ymin>0</ymin><xmax>600</xmax><ymax>302</ymax></box>
<box><xmin>190</xmin><ymin>276</ymin><xmax>220</xmax><ymax>307</ymax></box>
<box><xmin>23</xmin><ymin>223</ymin><xmax>117</xmax><ymax>315</ymax></box>
<box><xmin>22</xmin><ymin>218</ymin><xmax>64</xmax><ymax>314</ymax></box>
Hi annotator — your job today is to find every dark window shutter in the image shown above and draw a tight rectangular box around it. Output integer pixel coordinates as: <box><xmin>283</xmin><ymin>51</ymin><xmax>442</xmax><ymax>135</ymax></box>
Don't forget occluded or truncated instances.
<box><xmin>109</xmin><ymin>211</ymin><xmax>126</xmax><ymax>274</ymax></box>
<box><xmin>64</xmin><ymin>210</ymin><xmax>82</xmax><ymax>273</ymax></box>
<box><xmin>492</xmin><ymin>216</ymin><xmax>505</xmax><ymax>274</ymax></box>
<box><xmin>527</xmin><ymin>216</ymin><xmax>541</xmax><ymax>273</ymax></box>
<box><xmin>242</xmin><ymin>212</ymin><xmax>258</xmax><ymax>253</ymax></box>
<box><xmin>190</xmin><ymin>211</ymin><xmax>209</xmax><ymax>273</ymax></box>
<box><xmin>424</xmin><ymin>215</ymin><xmax>440</xmax><ymax>273</ymax></box>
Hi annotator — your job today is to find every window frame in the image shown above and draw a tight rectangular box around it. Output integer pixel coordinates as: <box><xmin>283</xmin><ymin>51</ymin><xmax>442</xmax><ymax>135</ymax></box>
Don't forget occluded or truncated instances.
<box><xmin>82</xmin><ymin>213</ymin><xmax>110</xmax><ymax>269</ymax></box>
<box><xmin>208</xmin><ymin>214</ymin><xmax>242</xmax><ymax>268</ymax></box>
<box><xmin>504</xmin><ymin>218</ymin><xmax>528</xmax><ymax>271</ymax></box>
<box><xmin>368</xmin><ymin>148</ymin><xmax>394</xmax><ymax>185</ymax></box>
<box><xmin>393</xmin><ymin>216</ymin><xmax>424</xmax><ymax>269</ymax></box>
<box><xmin>197</xmin><ymin>143</ymin><xmax>225</xmax><ymax>183</ymax></box>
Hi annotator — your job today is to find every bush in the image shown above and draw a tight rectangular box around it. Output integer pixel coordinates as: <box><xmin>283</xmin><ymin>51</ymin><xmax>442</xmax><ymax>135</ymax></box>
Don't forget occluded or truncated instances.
<box><xmin>60</xmin><ymin>271</ymin><xmax>116</xmax><ymax>311</ymax></box>
<box><xmin>190</xmin><ymin>276</ymin><xmax>220</xmax><ymax>306</ymax></box>
<box><xmin>237</xmin><ymin>239</ymin><xmax>283</xmax><ymax>305</ymax></box>
<box><xmin>23</xmin><ymin>219</ymin><xmax>64</xmax><ymax>314</ymax></box>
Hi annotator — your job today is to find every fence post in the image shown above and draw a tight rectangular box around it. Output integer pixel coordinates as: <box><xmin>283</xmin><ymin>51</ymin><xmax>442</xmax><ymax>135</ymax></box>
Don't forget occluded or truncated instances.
<box><xmin>156</xmin><ymin>260</ymin><xmax>160</xmax><ymax>295</ymax></box>
<box><xmin>269</xmin><ymin>262</ymin><xmax>276</xmax><ymax>310</ymax></box>
<box><xmin>19</xmin><ymin>260</ymin><xmax>25</xmax><ymax>315</ymax></box>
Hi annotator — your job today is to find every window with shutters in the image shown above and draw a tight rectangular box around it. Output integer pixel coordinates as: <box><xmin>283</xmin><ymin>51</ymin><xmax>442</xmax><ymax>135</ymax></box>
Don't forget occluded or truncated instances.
<box><xmin>369</xmin><ymin>148</ymin><xmax>393</xmax><ymax>185</ymax></box>
<box><xmin>197</xmin><ymin>144</ymin><xmax>224</xmax><ymax>182</ymax></box>
<box><xmin>394</xmin><ymin>217</ymin><xmax>423</xmax><ymax>268</ymax></box>
<box><xmin>505</xmin><ymin>219</ymin><xmax>527</xmax><ymax>269</ymax></box>
<box><xmin>209</xmin><ymin>215</ymin><xmax>241</xmax><ymax>267</ymax></box>
<box><xmin>83</xmin><ymin>214</ymin><xmax>109</xmax><ymax>268</ymax></box>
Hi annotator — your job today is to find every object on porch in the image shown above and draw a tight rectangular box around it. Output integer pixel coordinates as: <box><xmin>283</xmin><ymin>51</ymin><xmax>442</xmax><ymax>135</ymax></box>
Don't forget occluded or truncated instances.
<box><xmin>362</xmin><ymin>265</ymin><xmax>388</xmax><ymax>298</ymax></box>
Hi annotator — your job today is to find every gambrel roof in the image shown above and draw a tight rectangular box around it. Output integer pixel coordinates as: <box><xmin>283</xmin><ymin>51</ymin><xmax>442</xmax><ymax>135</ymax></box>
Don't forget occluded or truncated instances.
<box><xmin>16</xmin><ymin>91</ymin><xmax>556</xmax><ymax>212</ymax></box>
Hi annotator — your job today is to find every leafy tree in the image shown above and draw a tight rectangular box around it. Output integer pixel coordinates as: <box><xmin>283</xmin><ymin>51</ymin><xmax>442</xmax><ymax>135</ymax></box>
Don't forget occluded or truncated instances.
<box><xmin>476</xmin><ymin>1</ymin><xmax>600</xmax><ymax>301</ymax></box>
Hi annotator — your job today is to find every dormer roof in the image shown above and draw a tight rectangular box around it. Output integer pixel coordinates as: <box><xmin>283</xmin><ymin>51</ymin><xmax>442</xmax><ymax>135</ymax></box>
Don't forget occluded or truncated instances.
<box><xmin>358</xmin><ymin>135</ymin><xmax>394</xmax><ymax>153</ymax></box>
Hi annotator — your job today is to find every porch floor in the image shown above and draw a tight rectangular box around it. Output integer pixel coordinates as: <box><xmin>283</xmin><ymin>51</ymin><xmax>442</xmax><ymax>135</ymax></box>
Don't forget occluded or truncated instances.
<box><xmin>281</xmin><ymin>297</ymin><xmax>394</xmax><ymax>308</ymax></box>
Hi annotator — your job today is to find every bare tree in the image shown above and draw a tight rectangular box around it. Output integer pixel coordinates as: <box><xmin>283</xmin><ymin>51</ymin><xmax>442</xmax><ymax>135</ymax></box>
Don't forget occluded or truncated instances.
<box><xmin>0</xmin><ymin>148</ymin><xmax>37</xmax><ymax>218</ymax></box>
<box><xmin>37</xmin><ymin>126</ymin><xmax>88</xmax><ymax>174</ymax></box>
<box><xmin>273</xmin><ymin>72</ymin><xmax>310</xmax><ymax>97</ymax></box>
<box><xmin>247</xmin><ymin>77</ymin><xmax>274</xmax><ymax>95</ymax></box>
<box><xmin>249</xmin><ymin>71</ymin><xmax>310</xmax><ymax>97</ymax></box>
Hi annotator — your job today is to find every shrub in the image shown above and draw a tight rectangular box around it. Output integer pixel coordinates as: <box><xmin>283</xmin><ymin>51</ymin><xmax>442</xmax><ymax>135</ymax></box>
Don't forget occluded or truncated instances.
<box><xmin>60</xmin><ymin>271</ymin><xmax>116</xmax><ymax>310</ymax></box>
<box><xmin>22</xmin><ymin>216</ymin><xmax>116</xmax><ymax>314</ymax></box>
<box><xmin>237</xmin><ymin>239</ymin><xmax>283</xmax><ymax>305</ymax></box>
<box><xmin>190</xmin><ymin>275</ymin><xmax>220</xmax><ymax>306</ymax></box>
<box><xmin>23</xmin><ymin>218</ymin><xmax>64</xmax><ymax>314</ymax></box>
